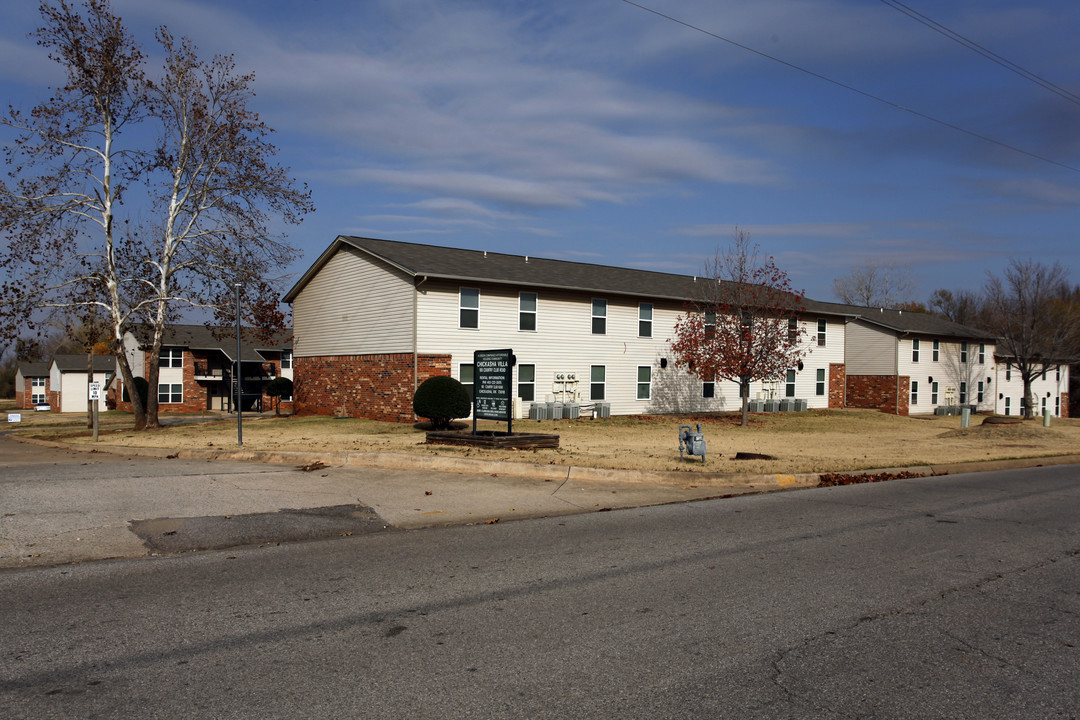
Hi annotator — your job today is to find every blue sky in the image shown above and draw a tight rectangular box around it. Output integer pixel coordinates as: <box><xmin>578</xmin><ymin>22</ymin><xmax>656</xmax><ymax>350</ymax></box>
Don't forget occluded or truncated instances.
<box><xmin>2</xmin><ymin>0</ymin><xmax>1078</xmax><ymax>305</ymax></box>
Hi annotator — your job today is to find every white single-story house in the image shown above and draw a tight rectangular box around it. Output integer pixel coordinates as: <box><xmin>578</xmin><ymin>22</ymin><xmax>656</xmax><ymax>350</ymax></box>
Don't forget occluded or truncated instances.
<box><xmin>283</xmin><ymin>236</ymin><xmax>1067</xmax><ymax>422</ymax></box>
<box><xmin>47</xmin><ymin>354</ymin><xmax>116</xmax><ymax>413</ymax></box>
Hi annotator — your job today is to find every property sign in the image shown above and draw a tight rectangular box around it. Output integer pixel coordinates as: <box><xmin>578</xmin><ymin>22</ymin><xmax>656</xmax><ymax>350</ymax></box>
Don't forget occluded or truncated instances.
<box><xmin>7</xmin><ymin>414</ymin><xmax>21</xmax><ymax>423</ymax></box>
<box><xmin>473</xmin><ymin>348</ymin><xmax>514</xmax><ymax>423</ymax></box>
<box><xmin>88</xmin><ymin>382</ymin><xmax>102</xmax><ymax>401</ymax></box>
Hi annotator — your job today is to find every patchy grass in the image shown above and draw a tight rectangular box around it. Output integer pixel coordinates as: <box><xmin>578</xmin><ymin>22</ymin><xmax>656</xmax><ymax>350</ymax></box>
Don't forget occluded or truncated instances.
<box><xmin>32</xmin><ymin>408</ymin><xmax>1080</xmax><ymax>475</ymax></box>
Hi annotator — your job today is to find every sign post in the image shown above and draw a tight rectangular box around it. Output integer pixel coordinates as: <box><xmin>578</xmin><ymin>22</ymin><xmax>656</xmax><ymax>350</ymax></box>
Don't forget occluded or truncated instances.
<box><xmin>473</xmin><ymin>348</ymin><xmax>515</xmax><ymax>435</ymax></box>
<box><xmin>88</xmin><ymin>381</ymin><xmax>102</xmax><ymax>442</ymax></box>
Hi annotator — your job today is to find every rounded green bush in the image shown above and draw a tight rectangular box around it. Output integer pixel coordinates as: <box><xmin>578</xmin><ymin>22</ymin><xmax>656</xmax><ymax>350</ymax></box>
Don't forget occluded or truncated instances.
<box><xmin>413</xmin><ymin>375</ymin><xmax>471</xmax><ymax>430</ymax></box>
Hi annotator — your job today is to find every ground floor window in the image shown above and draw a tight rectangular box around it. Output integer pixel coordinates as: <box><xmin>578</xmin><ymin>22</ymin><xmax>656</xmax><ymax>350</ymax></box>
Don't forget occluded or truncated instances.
<box><xmin>637</xmin><ymin>366</ymin><xmax>651</xmax><ymax>401</ymax></box>
<box><xmin>158</xmin><ymin>383</ymin><xmax>182</xmax><ymax>404</ymax></box>
<box><xmin>517</xmin><ymin>364</ymin><xmax>535</xmax><ymax>402</ymax></box>
<box><xmin>959</xmin><ymin>382</ymin><xmax>967</xmax><ymax>405</ymax></box>
<box><xmin>702</xmin><ymin>378</ymin><xmax>715</xmax><ymax>398</ymax></box>
<box><xmin>977</xmin><ymin>381</ymin><xmax>984</xmax><ymax>403</ymax></box>
<box><xmin>816</xmin><ymin>368</ymin><xmax>825</xmax><ymax>396</ymax></box>
<box><xmin>785</xmin><ymin>369</ymin><xmax>796</xmax><ymax>398</ymax></box>
<box><xmin>910</xmin><ymin>381</ymin><xmax>918</xmax><ymax>406</ymax></box>
<box><xmin>1005</xmin><ymin>397</ymin><xmax>1011</xmax><ymax>415</ymax></box>
<box><xmin>931</xmin><ymin>382</ymin><xmax>939</xmax><ymax>405</ymax></box>
<box><xmin>590</xmin><ymin>365</ymin><xmax>605</xmax><ymax>401</ymax></box>
<box><xmin>459</xmin><ymin>364</ymin><xmax>474</xmax><ymax>402</ymax></box>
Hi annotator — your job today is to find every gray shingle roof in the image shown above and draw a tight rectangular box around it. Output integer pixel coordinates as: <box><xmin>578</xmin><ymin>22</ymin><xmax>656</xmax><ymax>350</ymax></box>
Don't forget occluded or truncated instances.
<box><xmin>52</xmin><ymin>354</ymin><xmax>117</xmax><ymax>373</ymax></box>
<box><xmin>16</xmin><ymin>361</ymin><xmax>51</xmax><ymax>377</ymax></box>
<box><xmin>138</xmin><ymin>324</ymin><xmax>291</xmax><ymax>362</ymax></box>
<box><xmin>285</xmin><ymin>236</ymin><xmax>995</xmax><ymax>341</ymax></box>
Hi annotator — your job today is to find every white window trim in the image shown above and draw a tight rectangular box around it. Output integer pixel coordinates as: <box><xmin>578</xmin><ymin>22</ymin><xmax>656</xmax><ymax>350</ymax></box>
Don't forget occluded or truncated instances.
<box><xmin>636</xmin><ymin>365</ymin><xmax>652</xmax><ymax>401</ymax></box>
<box><xmin>519</xmin><ymin>292</ymin><xmax>537</xmax><ymax>332</ymax></box>
<box><xmin>158</xmin><ymin>383</ymin><xmax>183</xmax><ymax>404</ymax></box>
<box><xmin>638</xmin><ymin>303</ymin><xmax>653</xmax><ymax>339</ymax></box>
<box><xmin>517</xmin><ymin>363</ymin><xmax>536</xmax><ymax>402</ymax></box>
<box><xmin>817</xmin><ymin>319</ymin><xmax>826</xmax><ymax>347</ymax></box>
<box><xmin>911</xmin><ymin>338</ymin><xmax>920</xmax><ymax>363</ymax></box>
<box><xmin>591</xmin><ymin>299</ymin><xmax>607</xmax><ymax>335</ymax></box>
<box><xmin>590</xmin><ymin>364</ymin><xmax>606</xmax><ymax>401</ymax></box>
<box><xmin>459</xmin><ymin>287</ymin><xmax>480</xmax><ymax>330</ymax></box>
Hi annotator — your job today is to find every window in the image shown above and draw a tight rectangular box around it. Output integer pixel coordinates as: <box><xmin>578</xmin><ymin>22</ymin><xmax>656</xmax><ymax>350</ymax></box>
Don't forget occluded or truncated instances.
<box><xmin>816</xmin><ymin>368</ymin><xmax>826</xmax><ymax>396</ymax></box>
<box><xmin>705</xmin><ymin>311</ymin><xmax>716</xmax><ymax>340</ymax></box>
<box><xmin>978</xmin><ymin>343</ymin><xmax>985</xmax><ymax>364</ymax></box>
<box><xmin>519</xmin><ymin>292</ymin><xmax>537</xmax><ymax>332</ymax></box>
<box><xmin>590</xmin><ymin>365</ymin><xmax>606</xmax><ymax>401</ymax></box>
<box><xmin>1041</xmin><ymin>367</ymin><xmax>1047</xmax><ymax>380</ymax></box>
<box><xmin>459</xmin><ymin>288</ymin><xmax>479</xmax><ymax>329</ymax></box>
<box><xmin>911</xmin><ymin>338</ymin><xmax>920</xmax><ymax>363</ymax></box>
<box><xmin>817</xmin><ymin>319</ymin><xmax>826</xmax><ymax>347</ymax></box>
<box><xmin>932</xmin><ymin>340</ymin><xmax>940</xmax><ymax>362</ymax></box>
<box><xmin>31</xmin><ymin>377</ymin><xmax>46</xmax><ymax>405</ymax></box>
<box><xmin>1005</xmin><ymin>397</ymin><xmax>1011</xmax><ymax>415</ymax></box>
<box><xmin>959</xmin><ymin>382</ymin><xmax>967</xmax><ymax>404</ymax></box>
<box><xmin>1020</xmin><ymin>396</ymin><xmax>1027</xmax><ymax>416</ymax></box>
<box><xmin>638</xmin><ymin>303</ymin><xmax>653</xmax><ymax>338</ymax></box>
<box><xmin>460</xmin><ymin>363</ymin><xmax>474</xmax><ymax>401</ymax></box>
<box><xmin>911</xmin><ymin>380</ymin><xmax>918</xmax><ymax>406</ymax></box>
<box><xmin>977</xmin><ymin>381</ymin><xmax>984</xmax><ymax>403</ymax></box>
<box><xmin>785</xmin><ymin>369</ymin><xmax>796</xmax><ymax>397</ymax></box>
<box><xmin>703</xmin><ymin>378</ymin><xmax>715</xmax><ymax>398</ymax></box>
<box><xmin>591</xmin><ymin>299</ymin><xmax>607</xmax><ymax>335</ymax></box>
<box><xmin>637</xmin><ymin>366</ymin><xmax>652</xmax><ymax>400</ymax></box>
<box><xmin>1005</xmin><ymin>365</ymin><xmax>1011</xmax><ymax>382</ymax></box>
<box><xmin>158</xmin><ymin>383</ymin><xmax>182</xmax><ymax>404</ymax></box>
<box><xmin>960</xmin><ymin>342</ymin><xmax>968</xmax><ymax>363</ymax></box>
<box><xmin>517</xmin><ymin>364</ymin><xmax>535</xmax><ymax>402</ymax></box>
<box><xmin>281</xmin><ymin>350</ymin><xmax>292</xmax><ymax>369</ymax></box>
<box><xmin>1056</xmin><ymin>396</ymin><xmax>1061</xmax><ymax>415</ymax></box>
<box><xmin>931</xmin><ymin>382</ymin><xmax>939</xmax><ymax>405</ymax></box>
<box><xmin>788</xmin><ymin>318</ymin><xmax>798</xmax><ymax>343</ymax></box>
<box><xmin>160</xmin><ymin>347</ymin><xmax>183</xmax><ymax>368</ymax></box>
<box><xmin>1042</xmin><ymin>396</ymin><xmax>1047</xmax><ymax>413</ymax></box>
<box><xmin>1057</xmin><ymin>367</ymin><xmax>1061</xmax><ymax>381</ymax></box>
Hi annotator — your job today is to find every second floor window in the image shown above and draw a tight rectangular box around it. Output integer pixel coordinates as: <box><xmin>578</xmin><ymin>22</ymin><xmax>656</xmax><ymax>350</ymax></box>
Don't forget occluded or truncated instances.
<box><xmin>933</xmin><ymin>340</ymin><xmax>940</xmax><ymax>362</ymax></box>
<box><xmin>519</xmin><ymin>292</ymin><xmax>537</xmax><ymax>332</ymax></box>
<box><xmin>960</xmin><ymin>342</ymin><xmax>968</xmax><ymax>363</ymax></box>
<box><xmin>160</xmin><ymin>348</ymin><xmax>183</xmax><ymax>368</ymax></box>
<box><xmin>638</xmin><ymin>303</ymin><xmax>652</xmax><ymax>338</ymax></box>
<box><xmin>459</xmin><ymin>288</ymin><xmax>479</xmax><ymax>329</ymax></box>
<box><xmin>817</xmin><ymin>319</ymin><xmax>826</xmax><ymax>347</ymax></box>
<box><xmin>592</xmin><ymin>299</ymin><xmax>607</xmax><ymax>335</ymax></box>
<box><xmin>912</xmin><ymin>338</ymin><xmax>920</xmax><ymax>362</ymax></box>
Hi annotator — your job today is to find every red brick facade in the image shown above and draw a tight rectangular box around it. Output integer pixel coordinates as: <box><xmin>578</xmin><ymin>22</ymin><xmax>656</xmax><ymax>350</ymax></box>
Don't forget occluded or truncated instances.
<box><xmin>111</xmin><ymin>348</ymin><xmax>289</xmax><ymax>414</ymax></box>
<box><xmin>828</xmin><ymin>363</ymin><xmax>846</xmax><ymax>409</ymax></box>
<box><xmin>16</xmin><ymin>377</ymin><xmax>49</xmax><ymax>409</ymax></box>
<box><xmin>294</xmin><ymin>353</ymin><xmax>452</xmax><ymax>422</ymax></box>
<box><xmin>1062</xmin><ymin>392</ymin><xmax>1070</xmax><ymax>418</ymax></box>
<box><xmin>846</xmin><ymin>374</ymin><xmax>910</xmax><ymax>415</ymax></box>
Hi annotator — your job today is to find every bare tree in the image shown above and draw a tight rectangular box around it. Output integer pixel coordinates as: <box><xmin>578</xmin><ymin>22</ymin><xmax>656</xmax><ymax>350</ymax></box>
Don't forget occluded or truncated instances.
<box><xmin>669</xmin><ymin>228</ymin><xmax>808</xmax><ymax>427</ymax></box>
<box><xmin>833</xmin><ymin>262</ymin><xmax>915</xmax><ymax>309</ymax></box>
<box><xmin>0</xmin><ymin>0</ymin><xmax>312</xmax><ymax>429</ymax></box>
<box><xmin>982</xmin><ymin>260</ymin><xmax>1080</xmax><ymax>419</ymax></box>
<box><xmin>928</xmin><ymin>288</ymin><xmax>984</xmax><ymax>326</ymax></box>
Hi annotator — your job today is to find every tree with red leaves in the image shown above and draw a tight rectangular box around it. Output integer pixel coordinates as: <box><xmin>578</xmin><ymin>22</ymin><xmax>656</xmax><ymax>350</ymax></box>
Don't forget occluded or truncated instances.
<box><xmin>670</xmin><ymin>228</ymin><xmax>808</xmax><ymax>427</ymax></box>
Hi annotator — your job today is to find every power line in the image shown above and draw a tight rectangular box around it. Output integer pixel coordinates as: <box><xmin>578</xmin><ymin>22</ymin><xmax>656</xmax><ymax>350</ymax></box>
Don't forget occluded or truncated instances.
<box><xmin>880</xmin><ymin>0</ymin><xmax>1080</xmax><ymax>107</ymax></box>
<box><xmin>619</xmin><ymin>0</ymin><xmax>1080</xmax><ymax>174</ymax></box>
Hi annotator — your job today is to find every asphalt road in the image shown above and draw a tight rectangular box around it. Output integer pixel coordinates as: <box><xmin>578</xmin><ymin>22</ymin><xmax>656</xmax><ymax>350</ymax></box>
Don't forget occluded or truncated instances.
<box><xmin>2</xmin><ymin>464</ymin><xmax>1078</xmax><ymax>718</ymax></box>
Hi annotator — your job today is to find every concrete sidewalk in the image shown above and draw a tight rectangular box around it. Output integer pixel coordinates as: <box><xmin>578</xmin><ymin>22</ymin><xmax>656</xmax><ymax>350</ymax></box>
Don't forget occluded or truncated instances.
<box><xmin>3</xmin><ymin>434</ymin><xmax>1078</xmax><ymax>570</ymax></box>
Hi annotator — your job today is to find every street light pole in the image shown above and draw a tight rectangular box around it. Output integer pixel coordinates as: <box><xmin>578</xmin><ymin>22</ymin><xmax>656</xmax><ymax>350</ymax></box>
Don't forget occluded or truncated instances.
<box><xmin>235</xmin><ymin>281</ymin><xmax>243</xmax><ymax>446</ymax></box>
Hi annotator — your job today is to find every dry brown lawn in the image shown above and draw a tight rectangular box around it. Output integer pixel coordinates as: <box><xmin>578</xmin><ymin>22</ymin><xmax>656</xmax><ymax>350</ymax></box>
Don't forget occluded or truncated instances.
<box><xmin>15</xmin><ymin>403</ymin><xmax>1080</xmax><ymax>475</ymax></box>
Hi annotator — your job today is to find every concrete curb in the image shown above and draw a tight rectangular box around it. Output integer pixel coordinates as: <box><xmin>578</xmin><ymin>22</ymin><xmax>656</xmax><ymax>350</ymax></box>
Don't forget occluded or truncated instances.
<box><xmin>16</xmin><ymin>435</ymin><xmax>1080</xmax><ymax>491</ymax></box>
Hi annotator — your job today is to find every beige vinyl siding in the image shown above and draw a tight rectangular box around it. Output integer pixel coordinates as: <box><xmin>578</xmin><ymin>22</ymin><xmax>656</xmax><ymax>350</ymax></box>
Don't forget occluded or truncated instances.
<box><xmin>416</xmin><ymin>282</ymin><xmax>847</xmax><ymax>416</ymax></box>
<box><xmin>845</xmin><ymin>320</ymin><xmax>897</xmax><ymax>375</ymax></box>
<box><xmin>292</xmin><ymin>246</ymin><xmax>414</xmax><ymax>357</ymax></box>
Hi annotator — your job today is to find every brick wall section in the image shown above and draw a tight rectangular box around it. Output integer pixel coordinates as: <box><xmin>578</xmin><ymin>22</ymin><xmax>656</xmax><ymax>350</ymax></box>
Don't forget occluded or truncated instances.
<box><xmin>17</xmin><ymin>377</ymin><xmax>50</xmax><ymax>409</ymax></box>
<box><xmin>828</xmin><ymin>363</ymin><xmax>846</xmax><ymax>409</ymax></box>
<box><xmin>846</xmin><ymin>374</ymin><xmax>910</xmax><ymax>416</ymax></box>
<box><xmin>1062</xmin><ymin>392</ymin><xmax>1070</xmax><ymax>418</ymax></box>
<box><xmin>294</xmin><ymin>353</ymin><xmax>452</xmax><ymax>422</ymax></box>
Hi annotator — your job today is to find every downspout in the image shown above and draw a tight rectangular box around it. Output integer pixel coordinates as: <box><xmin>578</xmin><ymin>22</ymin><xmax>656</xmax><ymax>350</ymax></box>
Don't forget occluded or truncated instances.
<box><xmin>896</xmin><ymin>333</ymin><xmax>903</xmax><ymax>415</ymax></box>
<box><xmin>414</xmin><ymin>276</ymin><xmax>428</xmax><ymax>398</ymax></box>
